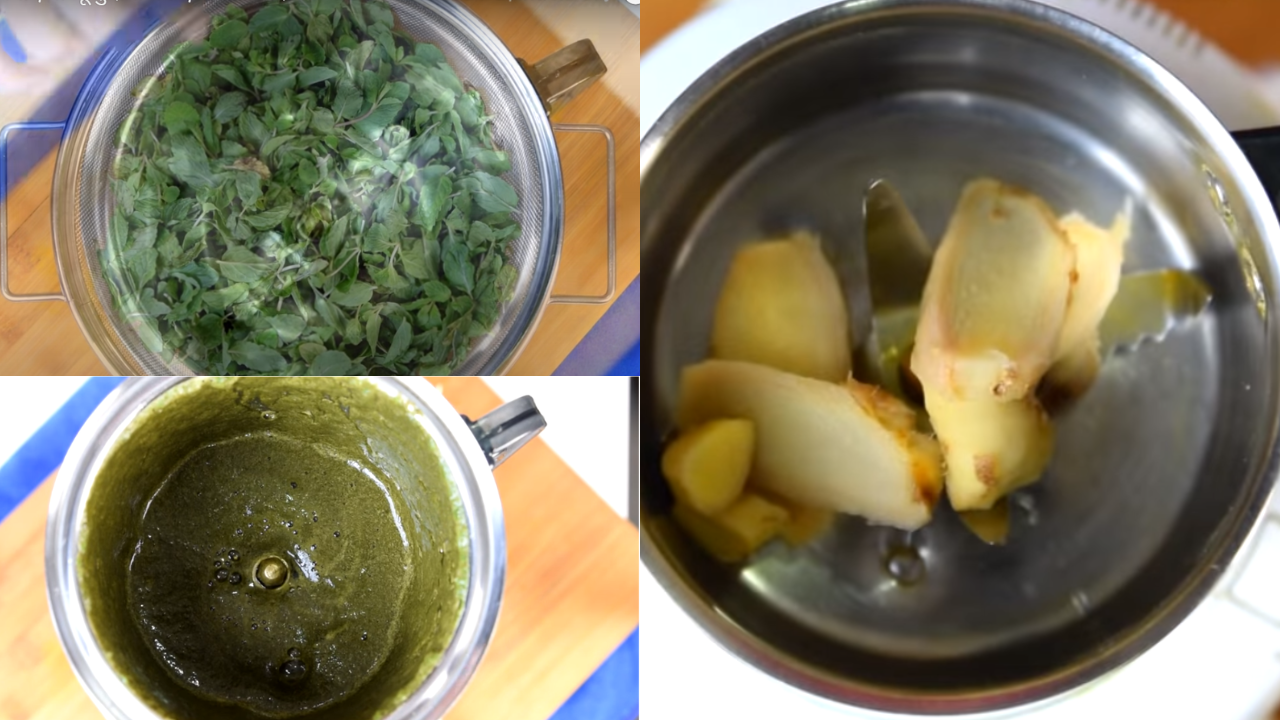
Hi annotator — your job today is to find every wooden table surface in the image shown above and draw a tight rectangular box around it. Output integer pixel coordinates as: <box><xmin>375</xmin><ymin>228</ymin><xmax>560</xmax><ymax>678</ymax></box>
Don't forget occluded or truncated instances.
<box><xmin>0</xmin><ymin>377</ymin><xmax>639</xmax><ymax>720</ymax></box>
<box><xmin>0</xmin><ymin>0</ymin><xmax>639</xmax><ymax>376</ymax></box>
<box><xmin>642</xmin><ymin>0</ymin><xmax>1280</xmax><ymax>60</ymax></box>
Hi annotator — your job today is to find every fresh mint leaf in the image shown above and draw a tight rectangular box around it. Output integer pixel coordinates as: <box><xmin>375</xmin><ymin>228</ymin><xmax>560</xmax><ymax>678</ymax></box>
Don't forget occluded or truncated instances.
<box><xmin>247</xmin><ymin>4</ymin><xmax>291</xmax><ymax>34</ymax></box>
<box><xmin>365</xmin><ymin>1</ymin><xmax>394</xmax><ymax>27</ymax></box>
<box><xmin>332</xmin><ymin>79</ymin><xmax>363</xmax><ymax>120</ymax></box>
<box><xmin>203</xmin><ymin>282</ymin><xmax>250</xmax><ymax>310</ymax></box>
<box><xmin>320</xmin><ymin>214</ymin><xmax>349</xmax><ymax>257</ymax></box>
<box><xmin>441</xmin><ymin>239</ymin><xmax>473</xmax><ymax>295</ymax></box>
<box><xmin>244</xmin><ymin>206</ymin><xmax>292</xmax><ymax>230</ymax></box>
<box><xmin>263</xmin><ymin>71</ymin><xmax>298</xmax><ymax>94</ymax></box>
<box><xmin>330</xmin><ymin>281</ymin><xmax>374</xmax><ymax>307</ymax></box>
<box><xmin>267</xmin><ymin>314</ymin><xmax>307</xmax><ymax>343</ymax></box>
<box><xmin>209</xmin><ymin>19</ymin><xmax>248</xmax><ymax>50</ymax></box>
<box><xmin>213</xmin><ymin>92</ymin><xmax>247</xmax><ymax>123</ymax></box>
<box><xmin>163</xmin><ymin>102</ymin><xmax>201</xmax><ymax>135</ymax></box>
<box><xmin>299</xmin><ymin>66</ymin><xmax>339</xmax><ymax>87</ymax></box>
<box><xmin>229</xmin><ymin>340</ymin><xmax>287</xmax><ymax>371</ymax></box>
<box><xmin>105</xmin><ymin>0</ymin><xmax>521</xmax><ymax>375</ymax></box>
<box><xmin>212</xmin><ymin>64</ymin><xmax>249</xmax><ymax>91</ymax></box>
<box><xmin>216</xmin><ymin>246</ymin><xmax>272</xmax><ymax>282</ymax></box>
<box><xmin>309</xmin><ymin>350</ymin><xmax>352</xmax><ymax>375</ymax></box>
<box><xmin>382</xmin><ymin>318</ymin><xmax>411</xmax><ymax>364</ymax></box>
<box><xmin>415</xmin><ymin>173</ymin><xmax>450</xmax><ymax>229</ymax></box>
<box><xmin>468</xmin><ymin>171</ymin><xmax>518</xmax><ymax>213</ymax></box>
<box><xmin>421</xmin><ymin>280</ymin><xmax>450</xmax><ymax>303</ymax></box>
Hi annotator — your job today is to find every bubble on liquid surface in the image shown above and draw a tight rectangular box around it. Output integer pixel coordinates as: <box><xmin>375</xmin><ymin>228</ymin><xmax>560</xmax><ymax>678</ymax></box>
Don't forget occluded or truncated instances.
<box><xmin>262</xmin><ymin>411</ymin><xmax>277</xmax><ymax>420</ymax></box>
<box><xmin>883</xmin><ymin>545</ymin><xmax>925</xmax><ymax>586</ymax></box>
<box><xmin>1012</xmin><ymin>493</ymin><xmax>1039</xmax><ymax>526</ymax></box>
<box><xmin>1071</xmin><ymin>590</ymin><xmax>1091</xmax><ymax>616</ymax></box>
<box><xmin>279</xmin><ymin>659</ymin><xmax>308</xmax><ymax>684</ymax></box>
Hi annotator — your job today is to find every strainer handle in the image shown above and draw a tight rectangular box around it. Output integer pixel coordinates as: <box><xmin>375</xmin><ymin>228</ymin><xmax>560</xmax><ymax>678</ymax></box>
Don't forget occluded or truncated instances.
<box><xmin>1</xmin><ymin>121</ymin><xmax>67</xmax><ymax>303</ymax></box>
<box><xmin>549</xmin><ymin>123</ymin><xmax>616</xmax><ymax>306</ymax></box>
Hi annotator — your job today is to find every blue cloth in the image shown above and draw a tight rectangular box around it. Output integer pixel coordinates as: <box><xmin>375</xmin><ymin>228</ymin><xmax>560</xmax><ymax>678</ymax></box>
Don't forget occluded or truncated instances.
<box><xmin>0</xmin><ymin>377</ymin><xmax>126</xmax><ymax>522</ymax></box>
<box><xmin>549</xmin><ymin>629</ymin><xmax>639</xmax><ymax>720</ymax></box>
<box><xmin>607</xmin><ymin>341</ymin><xmax>639</xmax><ymax>377</ymax></box>
<box><xmin>555</xmin><ymin>277</ymin><xmax>640</xmax><ymax>376</ymax></box>
<box><xmin>0</xmin><ymin>17</ymin><xmax>27</xmax><ymax>63</ymax></box>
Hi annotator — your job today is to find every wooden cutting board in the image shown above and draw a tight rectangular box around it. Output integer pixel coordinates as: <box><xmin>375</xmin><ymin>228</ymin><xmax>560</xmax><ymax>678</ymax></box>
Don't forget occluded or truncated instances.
<box><xmin>0</xmin><ymin>378</ymin><xmax>639</xmax><ymax>720</ymax></box>
<box><xmin>0</xmin><ymin>0</ymin><xmax>639</xmax><ymax>375</ymax></box>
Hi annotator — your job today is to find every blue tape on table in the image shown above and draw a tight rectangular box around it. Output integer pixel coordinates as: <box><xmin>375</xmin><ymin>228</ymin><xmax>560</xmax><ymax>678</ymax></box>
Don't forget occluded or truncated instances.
<box><xmin>554</xmin><ymin>276</ymin><xmax>639</xmax><ymax>376</ymax></box>
<box><xmin>548</xmin><ymin>628</ymin><xmax>639</xmax><ymax>720</ymax></box>
<box><xmin>606</xmin><ymin>340</ymin><xmax>639</xmax><ymax>377</ymax></box>
<box><xmin>1</xmin><ymin>0</ymin><xmax>184</xmax><ymax>197</ymax></box>
<box><xmin>0</xmin><ymin>377</ymin><xmax>126</xmax><ymax>524</ymax></box>
<box><xmin>0</xmin><ymin>17</ymin><xmax>27</xmax><ymax>63</ymax></box>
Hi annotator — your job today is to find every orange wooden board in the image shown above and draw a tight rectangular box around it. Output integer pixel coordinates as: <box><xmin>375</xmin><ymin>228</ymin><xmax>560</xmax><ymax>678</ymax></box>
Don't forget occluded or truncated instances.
<box><xmin>0</xmin><ymin>0</ymin><xmax>639</xmax><ymax>376</ymax></box>
<box><xmin>0</xmin><ymin>378</ymin><xmax>639</xmax><ymax>720</ymax></box>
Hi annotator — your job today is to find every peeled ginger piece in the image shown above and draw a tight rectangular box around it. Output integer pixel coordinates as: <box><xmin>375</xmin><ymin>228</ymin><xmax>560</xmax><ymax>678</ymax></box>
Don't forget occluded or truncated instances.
<box><xmin>778</xmin><ymin>502</ymin><xmax>836</xmax><ymax>546</ymax></box>
<box><xmin>925</xmin><ymin>393</ymin><xmax>1054</xmax><ymax>511</ymax></box>
<box><xmin>674</xmin><ymin>492</ymin><xmax>789</xmax><ymax>563</ymax></box>
<box><xmin>756</xmin><ymin>489</ymin><xmax>837</xmax><ymax>546</ymax></box>
<box><xmin>911</xmin><ymin>179</ymin><xmax>1075</xmax><ymax>402</ymax></box>
<box><xmin>678</xmin><ymin>359</ymin><xmax>943</xmax><ymax>531</ymax></box>
<box><xmin>1042</xmin><ymin>206</ymin><xmax>1131</xmax><ymax>402</ymax></box>
<box><xmin>712</xmin><ymin>232</ymin><xmax>852</xmax><ymax>383</ymax></box>
<box><xmin>957</xmin><ymin>499</ymin><xmax>1011</xmax><ymax>546</ymax></box>
<box><xmin>661</xmin><ymin>419</ymin><xmax>755</xmax><ymax>515</ymax></box>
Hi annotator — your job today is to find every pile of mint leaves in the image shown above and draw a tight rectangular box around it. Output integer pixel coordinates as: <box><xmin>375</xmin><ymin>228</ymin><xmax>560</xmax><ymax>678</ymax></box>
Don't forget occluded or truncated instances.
<box><xmin>102</xmin><ymin>0</ymin><xmax>521</xmax><ymax>375</ymax></box>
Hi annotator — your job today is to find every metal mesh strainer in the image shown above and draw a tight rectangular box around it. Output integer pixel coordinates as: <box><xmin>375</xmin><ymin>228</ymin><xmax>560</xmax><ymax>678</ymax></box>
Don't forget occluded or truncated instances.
<box><xmin>1</xmin><ymin>0</ymin><xmax>614</xmax><ymax>375</ymax></box>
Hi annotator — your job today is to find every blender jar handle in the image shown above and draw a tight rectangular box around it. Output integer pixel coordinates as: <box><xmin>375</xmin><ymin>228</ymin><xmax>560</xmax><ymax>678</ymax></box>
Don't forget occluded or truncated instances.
<box><xmin>464</xmin><ymin>396</ymin><xmax>546</xmax><ymax>468</ymax></box>
<box><xmin>1</xmin><ymin>121</ymin><xmax>68</xmax><ymax>302</ymax></box>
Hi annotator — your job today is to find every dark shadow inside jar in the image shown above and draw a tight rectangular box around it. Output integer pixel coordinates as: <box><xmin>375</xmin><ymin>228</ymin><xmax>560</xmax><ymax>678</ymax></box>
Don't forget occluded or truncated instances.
<box><xmin>79</xmin><ymin>378</ymin><xmax>467</xmax><ymax>720</ymax></box>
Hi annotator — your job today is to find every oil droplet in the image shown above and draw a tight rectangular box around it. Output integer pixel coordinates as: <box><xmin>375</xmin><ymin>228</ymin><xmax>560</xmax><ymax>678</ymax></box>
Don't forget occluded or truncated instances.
<box><xmin>312</xmin><ymin>515</ymin><xmax>318</xmax><ymax>523</ymax></box>
<box><xmin>215</xmin><ymin>569</ymin><xmax>229</xmax><ymax>582</ymax></box>
<box><xmin>1071</xmin><ymin>590</ymin><xmax>1091</xmax><ymax>616</ymax></box>
<box><xmin>279</xmin><ymin>660</ymin><xmax>308</xmax><ymax>684</ymax></box>
<box><xmin>262</xmin><ymin>411</ymin><xmax>277</xmax><ymax>420</ymax></box>
<box><xmin>288</xmin><ymin>647</ymin><xmax>301</xmax><ymax>659</ymax></box>
<box><xmin>214</xmin><ymin>560</ymin><xmax>223</xmax><ymax>568</ymax></box>
<box><xmin>883</xmin><ymin>546</ymin><xmax>925</xmax><ymax>586</ymax></box>
<box><xmin>334</xmin><ymin>531</ymin><xmax>340</xmax><ymax>538</ymax></box>
<box><xmin>229</xmin><ymin>572</ymin><xmax>242</xmax><ymax>585</ymax></box>
<box><xmin>251</xmin><ymin>623</ymin><xmax>258</xmax><ymax>630</ymax></box>
<box><xmin>229</xmin><ymin>549</ymin><xmax>240</xmax><ymax>561</ymax></box>
<box><xmin>1013</xmin><ymin>493</ymin><xmax>1040</xmax><ymax>526</ymax></box>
